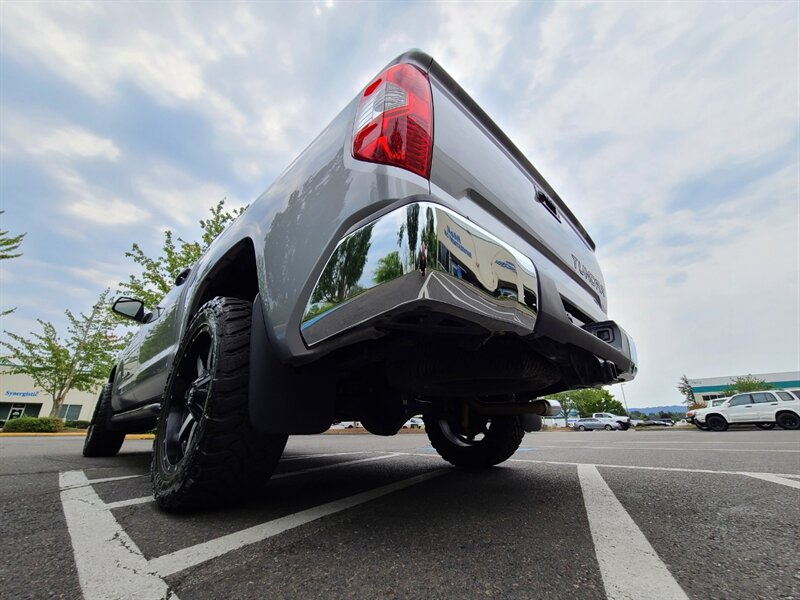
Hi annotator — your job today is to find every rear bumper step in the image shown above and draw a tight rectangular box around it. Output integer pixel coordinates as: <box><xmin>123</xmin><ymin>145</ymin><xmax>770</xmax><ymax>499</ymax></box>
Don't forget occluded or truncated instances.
<box><xmin>300</xmin><ymin>201</ymin><xmax>637</xmax><ymax>383</ymax></box>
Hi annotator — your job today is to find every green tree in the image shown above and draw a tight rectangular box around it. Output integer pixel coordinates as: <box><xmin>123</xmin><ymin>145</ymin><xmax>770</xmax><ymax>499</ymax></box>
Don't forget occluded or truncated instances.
<box><xmin>374</xmin><ymin>251</ymin><xmax>403</xmax><ymax>284</ymax></box>
<box><xmin>546</xmin><ymin>387</ymin><xmax>626</xmax><ymax>425</ymax></box>
<box><xmin>546</xmin><ymin>391</ymin><xmax>580</xmax><ymax>427</ymax></box>
<box><xmin>421</xmin><ymin>206</ymin><xmax>438</xmax><ymax>268</ymax></box>
<box><xmin>573</xmin><ymin>388</ymin><xmax>626</xmax><ymax>416</ymax></box>
<box><xmin>1</xmin><ymin>210</ymin><xmax>26</xmax><ymax>316</ymax></box>
<box><xmin>0</xmin><ymin>290</ymin><xmax>129</xmax><ymax>417</ymax></box>
<box><xmin>120</xmin><ymin>199</ymin><xmax>245</xmax><ymax>308</ymax></box>
<box><xmin>312</xmin><ymin>224</ymin><xmax>374</xmax><ymax>304</ymax></box>
<box><xmin>677</xmin><ymin>374</ymin><xmax>695</xmax><ymax>405</ymax></box>
<box><xmin>405</xmin><ymin>204</ymin><xmax>420</xmax><ymax>270</ymax></box>
<box><xmin>723</xmin><ymin>375</ymin><xmax>772</xmax><ymax>396</ymax></box>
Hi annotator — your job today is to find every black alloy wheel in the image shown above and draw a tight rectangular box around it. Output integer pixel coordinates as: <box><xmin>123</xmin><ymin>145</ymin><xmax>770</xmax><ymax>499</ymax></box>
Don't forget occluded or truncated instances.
<box><xmin>776</xmin><ymin>412</ymin><xmax>800</xmax><ymax>430</ymax></box>
<box><xmin>706</xmin><ymin>415</ymin><xmax>728</xmax><ymax>432</ymax></box>
<box><xmin>424</xmin><ymin>410</ymin><xmax>524</xmax><ymax>468</ymax></box>
<box><xmin>160</xmin><ymin>327</ymin><xmax>213</xmax><ymax>470</ymax></box>
<box><xmin>151</xmin><ymin>298</ymin><xmax>287</xmax><ymax>511</ymax></box>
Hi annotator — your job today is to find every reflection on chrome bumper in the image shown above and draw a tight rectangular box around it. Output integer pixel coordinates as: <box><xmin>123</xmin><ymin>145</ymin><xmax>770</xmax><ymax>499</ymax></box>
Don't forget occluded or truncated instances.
<box><xmin>301</xmin><ymin>202</ymin><xmax>539</xmax><ymax>346</ymax></box>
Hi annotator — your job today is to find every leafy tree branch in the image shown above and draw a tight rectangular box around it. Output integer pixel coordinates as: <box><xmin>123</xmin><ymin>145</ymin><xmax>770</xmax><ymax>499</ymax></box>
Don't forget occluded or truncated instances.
<box><xmin>1</xmin><ymin>289</ymin><xmax>129</xmax><ymax>417</ymax></box>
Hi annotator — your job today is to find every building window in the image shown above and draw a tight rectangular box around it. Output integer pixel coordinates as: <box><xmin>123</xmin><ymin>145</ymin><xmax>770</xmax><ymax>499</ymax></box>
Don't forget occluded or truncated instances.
<box><xmin>58</xmin><ymin>404</ymin><xmax>82</xmax><ymax>421</ymax></box>
<box><xmin>1</xmin><ymin>402</ymin><xmax>42</xmax><ymax>420</ymax></box>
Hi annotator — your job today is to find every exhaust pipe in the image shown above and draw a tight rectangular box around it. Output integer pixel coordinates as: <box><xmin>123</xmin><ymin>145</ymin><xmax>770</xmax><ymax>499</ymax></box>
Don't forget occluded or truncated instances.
<box><xmin>468</xmin><ymin>398</ymin><xmax>561</xmax><ymax>417</ymax></box>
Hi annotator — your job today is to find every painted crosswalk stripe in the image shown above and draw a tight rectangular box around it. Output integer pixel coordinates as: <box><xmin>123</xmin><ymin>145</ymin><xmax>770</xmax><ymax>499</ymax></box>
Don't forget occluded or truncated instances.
<box><xmin>149</xmin><ymin>469</ymin><xmax>446</xmax><ymax>577</ymax></box>
<box><xmin>578</xmin><ymin>464</ymin><xmax>689</xmax><ymax>600</ymax></box>
<box><xmin>59</xmin><ymin>471</ymin><xmax>176</xmax><ymax>600</ymax></box>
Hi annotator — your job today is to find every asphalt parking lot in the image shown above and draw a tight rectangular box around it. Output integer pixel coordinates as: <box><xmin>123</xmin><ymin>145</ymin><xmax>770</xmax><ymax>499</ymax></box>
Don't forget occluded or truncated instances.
<box><xmin>2</xmin><ymin>428</ymin><xmax>799</xmax><ymax>600</ymax></box>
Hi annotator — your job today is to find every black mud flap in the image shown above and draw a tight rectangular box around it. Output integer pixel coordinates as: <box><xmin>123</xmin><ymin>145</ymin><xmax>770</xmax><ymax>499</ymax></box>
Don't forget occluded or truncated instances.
<box><xmin>248</xmin><ymin>295</ymin><xmax>333</xmax><ymax>434</ymax></box>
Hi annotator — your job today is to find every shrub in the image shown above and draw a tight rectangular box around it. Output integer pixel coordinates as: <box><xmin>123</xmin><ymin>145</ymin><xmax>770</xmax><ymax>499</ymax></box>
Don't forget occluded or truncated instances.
<box><xmin>64</xmin><ymin>420</ymin><xmax>91</xmax><ymax>429</ymax></box>
<box><xmin>2</xmin><ymin>416</ymin><xmax>64</xmax><ymax>433</ymax></box>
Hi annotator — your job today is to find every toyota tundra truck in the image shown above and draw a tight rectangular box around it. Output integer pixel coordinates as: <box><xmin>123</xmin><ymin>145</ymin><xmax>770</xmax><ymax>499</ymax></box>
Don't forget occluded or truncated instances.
<box><xmin>83</xmin><ymin>50</ymin><xmax>638</xmax><ymax>510</ymax></box>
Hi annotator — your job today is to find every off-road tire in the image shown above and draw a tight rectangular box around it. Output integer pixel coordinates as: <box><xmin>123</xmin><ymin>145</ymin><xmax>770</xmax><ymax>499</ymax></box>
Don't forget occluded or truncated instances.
<box><xmin>83</xmin><ymin>384</ymin><xmax>125</xmax><ymax>457</ymax></box>
<box><xmin>776</xmin><ymin>412</ymin><xmax>800</xmax><ymax>430</ymax></box>
<box><xmin>151</xmin><ymin>298</ymin><xmax>287</xmax><ymax>511</ymax></box>
<box><xmin>424</xmin><ymin>413</ymin><xmax>524</xmax><ymax>468</ymax></box>
<box><xmin>706</xmin><ymin>415</ymin><xmax>728</xmax><ymax>432</ymax></box>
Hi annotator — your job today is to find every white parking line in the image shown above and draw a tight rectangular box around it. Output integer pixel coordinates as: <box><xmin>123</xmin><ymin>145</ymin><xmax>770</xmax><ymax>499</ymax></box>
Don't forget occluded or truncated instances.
<box><xmin>104</xmin><ymin>496</ymin><xmax>155</xmax><ymax>510</ymax></box>
<box><xmin>578</xmin><ymin>464</ymin><xmax>689</xmax><ymax>600</ymax></box>
<box><xmin>741</xmin><ymin>472</ymin><xmax>800</xmax><ymax>489</ymax></box>
<box><xmin>149</xmin><ymin>469</ymin><xmax>447</xmax><ymax>577</ymax></box>
<box><xmin>530</xmin><ymin>445</ymin><xmax>800</xmax><ymax>453</ymax></box>
<box><xmin>506</xmin><ymin>456</ymin><xmax>800</xmax><ymax>479</ymax></box>
<box><xmin>279</xmin><ymin>451</ymin><xmax>375</xmax><ymax>462</ymax></box>
<box><xmin>59</xmin><ymin>471</ymin><xmax>176</xmax><ymax>600</ymax></box>
<box><xmin>537</xmin><ymin>439</ymin><xmax>800</xmax><ymax>446</ymax></box>
<box><xmin>388</xmin><ymin>451</ymin><xmax>800</xmax><ymax>481</ymax></box>
<box><xmin>60</xmin><ymin>473</ymin><xmax>145</xmax><ymax>491</ymax></box>
<box><xmin>104</xmin><ymin>454</ymin><xmax>400</xmax><ymax>512</ymax></box>
<box><xmin>273</xmin><ymin>453</ymin><xmax>397</xmax><ymax>479</ymax></box>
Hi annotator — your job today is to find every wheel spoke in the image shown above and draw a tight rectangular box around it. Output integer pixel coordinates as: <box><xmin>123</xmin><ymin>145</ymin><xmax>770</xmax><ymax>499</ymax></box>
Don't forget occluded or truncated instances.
<box><xmin>196</xmin><ymin>355</ymin><xmax>206</xmax><ymax>379</ymax></box>
<box><xmin>187</xmin><ymin>374</ymin><xmax>211</xmax><ymax>415</ymax></box>
<box><xmin>177</xmin><ymin>413</ymin><xmax>195</xmax><ymax>443</ymax></box>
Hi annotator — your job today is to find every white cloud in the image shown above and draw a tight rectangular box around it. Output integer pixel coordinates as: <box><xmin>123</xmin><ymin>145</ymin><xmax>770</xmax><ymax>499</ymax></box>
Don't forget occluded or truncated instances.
<box><xmin>514</xmin><ymin>2</ymin><xmax>800</xmax><ymax>406</ymax></box>
<box><xmin>32</xmin><ymin>127</ymin><xmax>120</xmax><ymax>160</ymax></box>
<box><xmin>64</xmin><ymin>197</ymin><xmax>149</xmax><ymax>226</ymax></box>
<box><xmin>1</xmin><ymin>2</ymin><xmax>797</xmax><ymax>407</ymax></box>
<box><xmin>431</xmin><ymin>1</ymin><xmax>519</xmax><ymax>86</ymax></box>
<box><xmin>52</xmin><ymin>168</ymin><xmax>149</xmax><ymax>226</ymax></box>
<box><xmin>133</xmin><ymin>164</ymin><xmax>238</xmax><ymax>228</ymax></box>
<box><xmin>2</xmin><ymin>116</ymin><xmax>120</xmax><ymax>161</ymax></box>
<box><xmin>518</xmin><ymin>3</ymin><xmax>797</xmax><ymax>221</ymax></box>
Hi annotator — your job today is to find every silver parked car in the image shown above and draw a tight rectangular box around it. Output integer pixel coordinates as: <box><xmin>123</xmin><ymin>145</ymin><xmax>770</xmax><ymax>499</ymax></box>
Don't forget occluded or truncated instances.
<box><xmin>573</xmin><ymin>418</ymin><xmax>620</xmax><ymax>431</ymax></box>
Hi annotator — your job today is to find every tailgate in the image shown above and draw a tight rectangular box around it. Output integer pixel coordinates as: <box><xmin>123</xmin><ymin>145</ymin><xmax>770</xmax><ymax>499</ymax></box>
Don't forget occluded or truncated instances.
<box><xmin>421</xmin><ymin>56</ymin><xmax>607</xmax><ymax>315</ymax></box>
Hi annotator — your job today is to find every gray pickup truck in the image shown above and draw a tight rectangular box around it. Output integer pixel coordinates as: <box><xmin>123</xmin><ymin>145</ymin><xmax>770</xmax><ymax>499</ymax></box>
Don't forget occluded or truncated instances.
<box><xmin>84</xmin><ymin>50</ymin><xmax>637</xmax><ymax>510</ymax></box>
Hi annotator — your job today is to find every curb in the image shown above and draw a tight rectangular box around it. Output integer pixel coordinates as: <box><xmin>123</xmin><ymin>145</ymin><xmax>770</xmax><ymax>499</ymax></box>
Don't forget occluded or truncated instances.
<box><xmin>0</xmin><ymin>432</ymin><xmax>155</xmax><ymax>440</ymax></box>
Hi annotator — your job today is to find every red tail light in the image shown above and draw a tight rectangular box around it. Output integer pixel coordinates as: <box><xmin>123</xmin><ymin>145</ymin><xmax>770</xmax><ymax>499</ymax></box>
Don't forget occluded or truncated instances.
<box><xmin>352</xmin><ymin>63</ymin><xmax>433</xmax><ymax>179</ymax></box>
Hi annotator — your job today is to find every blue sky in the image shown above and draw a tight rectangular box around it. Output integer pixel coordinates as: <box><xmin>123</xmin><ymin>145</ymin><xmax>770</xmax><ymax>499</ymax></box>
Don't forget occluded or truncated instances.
<box><xmin>1</xmin><ymin>1</ymin><xmax>798</xmax><ymax>408</ymax></box>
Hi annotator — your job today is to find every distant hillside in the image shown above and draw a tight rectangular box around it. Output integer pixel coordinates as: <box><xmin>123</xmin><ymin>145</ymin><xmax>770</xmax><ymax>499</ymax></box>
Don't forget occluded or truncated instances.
<box><xmin>628</xmin><ymin>405</ymin><xmax>685</xmax><ymax>415</ymax></box>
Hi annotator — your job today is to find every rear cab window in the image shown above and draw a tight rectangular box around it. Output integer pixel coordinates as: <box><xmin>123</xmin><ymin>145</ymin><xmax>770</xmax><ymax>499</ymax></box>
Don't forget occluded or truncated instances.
<box><xmin>777</xmin><ymin>391</ymin><xmax>796</xmax><ymax>401</ymax></box>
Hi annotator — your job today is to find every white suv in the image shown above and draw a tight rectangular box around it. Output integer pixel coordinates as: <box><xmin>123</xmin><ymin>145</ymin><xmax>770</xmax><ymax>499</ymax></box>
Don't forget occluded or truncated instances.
<box><xmin>687</xmin><ymin>397</ymin><xmax>728</xmax><ymax>429</ymax></box>
<box><xmin>694</xmin><ymin>390</ymin><xmax>800</xmax><ymax>432</ymax></box>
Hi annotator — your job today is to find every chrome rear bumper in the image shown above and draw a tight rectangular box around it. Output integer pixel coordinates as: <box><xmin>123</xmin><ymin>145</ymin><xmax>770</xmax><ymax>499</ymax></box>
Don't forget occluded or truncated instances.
<box><xmin>301</xmin><ymin>202</ymin><xmax>539</xmax><ymax>346</ymax></box>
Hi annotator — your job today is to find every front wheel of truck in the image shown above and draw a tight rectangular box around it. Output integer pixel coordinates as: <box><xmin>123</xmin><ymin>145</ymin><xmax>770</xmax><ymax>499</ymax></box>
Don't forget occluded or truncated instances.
<box><xmin>424</xmin><ymin>411</ymin><xmax>524</xmax><ymax>468</ymax></box>
<box><xmin>151</xmin><ymin>297</ymin><xmax>287</xmax><ymax>511</ymax></box>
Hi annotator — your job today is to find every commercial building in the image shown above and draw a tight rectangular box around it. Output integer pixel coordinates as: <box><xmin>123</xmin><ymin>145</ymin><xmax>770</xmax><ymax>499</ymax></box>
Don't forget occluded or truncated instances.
<box><xmin>0</xmin><ymin>366</ymin><xmax>99</xmax><ymax>422</ymax></box>
<box><xmin>688</xmin><ymin>371</ymin><xmax>800</xmax><ymax>403</ymax></box>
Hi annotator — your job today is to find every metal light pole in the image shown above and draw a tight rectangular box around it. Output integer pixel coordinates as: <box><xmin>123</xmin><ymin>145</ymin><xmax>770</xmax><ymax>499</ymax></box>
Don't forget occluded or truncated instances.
<box><xmin>620</xmin><ymin>383</ymin><xmax>630</xmax><ymax>414</ymax></box>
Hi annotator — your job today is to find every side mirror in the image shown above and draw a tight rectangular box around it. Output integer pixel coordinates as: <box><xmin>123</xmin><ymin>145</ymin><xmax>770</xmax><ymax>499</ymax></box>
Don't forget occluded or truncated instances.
<box><xmin>112</xmin><ymin>297</ymin><xmax>146</xmax><ymax>323</ymax></box>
